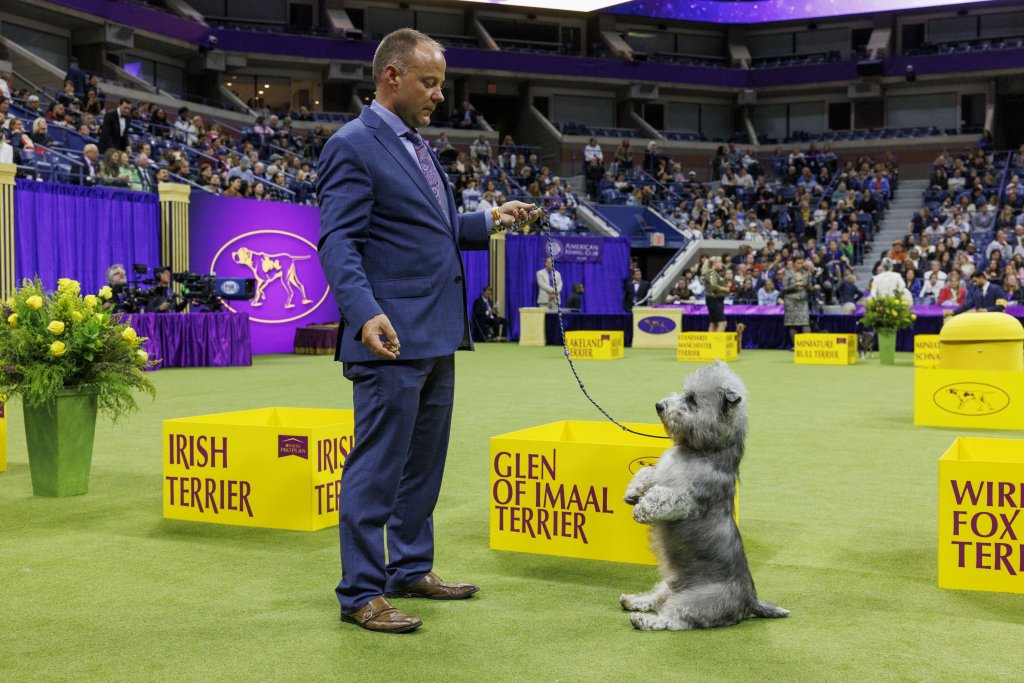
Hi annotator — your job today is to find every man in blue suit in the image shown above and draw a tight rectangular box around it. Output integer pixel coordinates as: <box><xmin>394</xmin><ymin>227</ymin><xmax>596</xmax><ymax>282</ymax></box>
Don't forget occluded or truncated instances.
<box><xmin>947</xmin><ymin>271</ymin><xmax>1007</xmax><ymax>317</ymax></box>
<box><xmin>317</xmin><ymin>28</ymin><xmax>538</xmax><ymax>634</ymax></box>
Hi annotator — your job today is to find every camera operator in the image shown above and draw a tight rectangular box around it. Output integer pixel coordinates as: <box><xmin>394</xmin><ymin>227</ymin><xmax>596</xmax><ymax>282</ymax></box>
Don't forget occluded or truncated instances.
<box><xmin>145</xmin><ymin>266</ymin><xmax>184</xmax><ymax>312</ymax></box>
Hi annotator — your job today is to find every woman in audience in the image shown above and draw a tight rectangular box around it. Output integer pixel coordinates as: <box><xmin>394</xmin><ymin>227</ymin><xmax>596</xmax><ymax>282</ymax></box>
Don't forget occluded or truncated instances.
<box><xmin>8</xmin><ymin>119</ymin><xmax>35</xmax><ymax>164</ymax></box>
<box><xmin>29</xmin><ymin>118</ymin><xmax>55</xmax><ymax>147</ymax></box>
<box><xmin>99</xmin><ymin>148</ymin><xmax>128</xmax><ymax>187</ymax></box>
<box><xmin>1005</xmin><ymin>274</ymin><xmax>1024</xmax><ymax>304</ymax></box>
<box><xmin>918</xmin><ymin>271</ymin><xmax>942</xmax><ymax>305</ymax></box>
<box><xmin>782</xmin><ymin>255</ymin><xmax>816</xmax><ymax>345</ymax></box>
<box><xmin>251</xmin><ymin>181</ymin><xmax>268</xmax><ymax>201</ymax></box>
<box><xmin>937</xmin><ymin>270</ymin><xmax>966</xmax><ymax>307</ymax></box>
<box><xmin>903</xmin><ymin>267</ymin><xmax>922</xmax><ymax>301</ymax></box>
<box><xmin>757</xmin><ymin>279</ymin><xmax>779</xmax><ymax>306</ymax></box>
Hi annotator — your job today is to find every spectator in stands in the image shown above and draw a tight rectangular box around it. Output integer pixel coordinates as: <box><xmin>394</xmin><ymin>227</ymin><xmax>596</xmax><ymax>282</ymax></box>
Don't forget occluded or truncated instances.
<box><xmin>57</xmin><ymin>81</ymin><xmax>76</xmax><ymax>107</ymax></box>
<box><xmin>0</xmin><ymin>72</ymin><xmax>10</xmax><ymax>100</ymax></box>
<box><xmin>154</xmin><ymin>167</ymin><xmax>170</xmax><ymax>185</ymax></box>
<box><xmin>223</xmin><ymin>176</ymin><xmax>243</xmax><ymax>198</ymax></box>
<box><xmin>0</xmin><ymin>130</ymin><xmax>12</xmax><ymax>164</ymax></box>
<box><xmin>757</xmin><ymin>278</ymin><xmax>779</xmax><ymax>306</ymax></box>
<box><xmin>987</xmin><ymin>230</ymin><xmax>1013</xmax><ymax>263</ymax></box>
<box><xmin>1004</xmin><ymin>274</ymin><xmax>1023</xmax><ymax>305</ymax></box>
<box><xmin>133</xmin><ymin>153</ymin><xmax>155</xmax><ymax>192</ymax></box>
<box><xmin>734</xmin><ymin>278</ymin><xmax>758</xmax><ymax>305</ymax></box>
<box><xmin>461</xmin><ymin>178</ymin><xmax>481</xmax><ymax>212</ymax></box>
<box><xmin>172</xmin><ymin>107</ymin><xmax>194</xmax><ymax>144</ymax></box>
<box><xmin>24</xmin><ymin>95</ymin><xmax>41</xmax><ymax>116</ymax></box>
<box><xmin>65</xmin><ymin>57</ymin><xmax>87</xmax><ymax>97</ymax></box>
<box><xmin>612</xmin><ymin>138</ymin><xmax>632</xmax><ymax>176</ymax></box>
<box><xmin>918</xmin><ymin>271</ymin><xmax>942</xmax><ymax>305</ymax></box>
<box><xmin>782</xmin><ymin>255</ymin><xmax>815</xmax><ymax>344</ymax></box>
<box><xmin>99</xmin><ymin>98</ymin><xmax>131</xmax><ymax>152</ymax></box>
<box><xmin>8</xmin><ymin>119</ymin><xmax>34</xmax><ymax>165</ymax></box>
<box><xmin>643</xmin><ymin>140</ymin><xmax>660</xmax><ymax>172</ymax></box>
<box><xmin>536</xmin><ymin>257</ymin><xmax>563</xmax><ymax>310</ymax></box>
<box><xmin>79</xmin><ymin>143</ymin><xmax>99</xmax><ymax>184</ymax></box>
<box><xmin>30</xmin><ymin>118</ymin><xmax>54</xmax><ymax>147</ymax></box>
<box><xmin>904</xmin><ymin>267</ymin><xmax>922</xmax><ymax>301</ymax></box>
<box><xmin>548</xmin><ymin>205</ymin><xmax>572</xmax><ymax>232</ymax></box>
<box><xmin>456</xmin><ymin>100</ymin><xmax>479</xmax><ymax>128</ymax></box>
<box><xmin>99</xmin><ymin>148</ymin><xmax>128</xmax><ymax>187</ymax></box>
<box><xmin>947</xmin><ymin>270</ymin><xmax>1007</xmax><ymax>316</ymax></box>
<box><xmin>663</xmin><ymin>275</ymin><xmax>690</xmax><ymax>305</ymax></box>
<box><xmin>44</xmin><ymin>102</ymin><xmax>67</xmax><ymax>126</ymax></box>
<box><xmin>470</xmin><ymin>134</ymin><xmax>491</xmax><ymax>161</ymax></box>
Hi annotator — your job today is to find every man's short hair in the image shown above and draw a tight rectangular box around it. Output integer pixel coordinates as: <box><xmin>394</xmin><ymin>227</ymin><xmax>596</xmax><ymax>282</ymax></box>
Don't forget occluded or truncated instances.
<box><xmin>372</xmin><ymin>28</ymin><xmax>444</xmax><ymax>85</ymax></box>
<box><xmin>119</xmin><ymin>97</ymin><xmax>131</xmax><ymax>106</ymax></box>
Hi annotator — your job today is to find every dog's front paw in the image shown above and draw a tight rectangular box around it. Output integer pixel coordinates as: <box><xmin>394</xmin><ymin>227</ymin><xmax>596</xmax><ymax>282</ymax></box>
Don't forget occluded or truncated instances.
<box><xmin>632</xmin><ymin>501</ymin><xmax>655</xmax><ymax>524</ymax></box>
<box><xmin>629</xmin><ymin>612</ymin><xmax>666</xmax><ymax>631</ymax></box>
<box><xmin>620</xmin><ymin>593</ymin><xmax>655</xmax><ymax>612</ymax></box>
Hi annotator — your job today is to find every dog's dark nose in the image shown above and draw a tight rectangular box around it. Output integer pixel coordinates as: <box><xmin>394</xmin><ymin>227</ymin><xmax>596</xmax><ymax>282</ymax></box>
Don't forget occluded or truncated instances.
<box><xmin>655</xmin><ymin>401</ymin><xmax>664</xmax><ymax>414</ymax></box>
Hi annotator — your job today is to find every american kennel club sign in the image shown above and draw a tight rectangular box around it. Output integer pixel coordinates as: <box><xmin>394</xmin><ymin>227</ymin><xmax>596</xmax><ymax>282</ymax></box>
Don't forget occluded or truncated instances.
<box><xmin>189</xmin><ymin>193</ymin><xmax>337</xmax><ymax>354</ymax></box>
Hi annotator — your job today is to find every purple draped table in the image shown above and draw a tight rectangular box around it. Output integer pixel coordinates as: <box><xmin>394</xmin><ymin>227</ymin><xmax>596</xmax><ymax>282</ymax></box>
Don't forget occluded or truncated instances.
<box><xmin>294</xmin><ymin>324</ymin><xmax>339</xmax><ymax>355</ymax></box>
<box><xmin>128</xmin><ymin>312</ymin><xmax>252</xmax><ymax>370</ymax></box>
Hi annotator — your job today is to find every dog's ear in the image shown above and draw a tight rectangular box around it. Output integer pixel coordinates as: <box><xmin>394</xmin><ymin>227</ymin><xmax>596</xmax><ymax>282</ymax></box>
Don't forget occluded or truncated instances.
<box><xmin>721</xmin><ymin>390</ymin><xmax>742</xmax><ymax>415</ymax></box>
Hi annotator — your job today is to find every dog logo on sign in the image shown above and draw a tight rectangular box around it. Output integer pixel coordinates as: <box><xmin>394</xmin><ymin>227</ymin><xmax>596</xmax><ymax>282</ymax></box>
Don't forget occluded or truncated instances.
<box><xmin>933</xmin><ymin>383</ymin><xmax>1010</xmax><ymax>416</ymax></box>
<box><xmin>231</xmin><ymin>245</ymin><xmax>314</xmax><ymax>309</ymax></box>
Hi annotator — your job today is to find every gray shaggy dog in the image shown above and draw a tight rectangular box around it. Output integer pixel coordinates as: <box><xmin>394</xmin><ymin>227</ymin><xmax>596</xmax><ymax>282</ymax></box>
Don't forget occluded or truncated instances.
<box><xmin>621</xmin><ymin>361</ymin><xmax>789</xmax><ymax>630</ymax></box>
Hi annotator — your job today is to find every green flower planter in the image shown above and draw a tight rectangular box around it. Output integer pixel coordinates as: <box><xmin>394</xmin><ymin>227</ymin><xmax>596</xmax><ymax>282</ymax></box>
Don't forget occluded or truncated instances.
<box><xmin>23</xmin><ymin>387</ymin><xmax>99</xmax><ymax>497</ymax></box>
<box><xmin>878</xmin><ymin>329</ymin><xmax>897</xmax><ymax>365</ymax></box>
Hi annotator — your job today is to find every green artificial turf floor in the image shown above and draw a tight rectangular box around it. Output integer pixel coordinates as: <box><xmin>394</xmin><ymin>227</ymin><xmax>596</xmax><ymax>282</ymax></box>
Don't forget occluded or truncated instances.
<box><xmin>1</xmin><ymin>346</ymin><xmax>1022</xmax><ymax>682</ymax></box>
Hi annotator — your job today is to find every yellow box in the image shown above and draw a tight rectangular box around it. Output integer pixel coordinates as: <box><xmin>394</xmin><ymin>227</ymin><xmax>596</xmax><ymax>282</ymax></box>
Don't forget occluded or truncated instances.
<box><xmin>490</xmin><ymin>421</ymin><xmax>665</xmax><ymax>564</ymax></box>
<box><xmin>0</xmin><ymin>399</ymin><xmax>6</xmax><ymax>473</ymax></box>
<box><xmin>565</xmin><ymin>330</ymin><xmax>624</xmax><ymax>360</ymax></box>
<box><xmin>914</xmin><ymin>368</ymin><xmax>1024</xmax><ymax>430</ymax></box>
<box><xmin>632</xmin><ymin>307</ymin><xmax>683</xmax><ymax>349</ymax></box>
<box><xmin>938</xmin><ymin>437</ymin><xmax>1024</xmax><ymax>594</ymax></box>
<box><xmin>793</xmin><ymin>333</ymin><xmax>857</xmax><ymax>365</ymax></box>
<box><xmin>677</xmin><ymin>332</ymin><xmax>737</xmax><ymax>362</ymax></box>
<box><xmin>914</xmin><ymin>334</ymin><xmax>941</xmax><ymax>367</ymax></box>
<box><xmin>163</xmin><ymin>407</ymin><xmax>353</xmax><ymax>531</ymax></box>
<box><xmin>518</xmin><ymin>307</ymin><xmax>547</xmax><ymax>347</ymax></box>
<box><xmin>940</xmin><ymin>312</ymin><xmax>1024</xmax><ymax>372</ymax></box>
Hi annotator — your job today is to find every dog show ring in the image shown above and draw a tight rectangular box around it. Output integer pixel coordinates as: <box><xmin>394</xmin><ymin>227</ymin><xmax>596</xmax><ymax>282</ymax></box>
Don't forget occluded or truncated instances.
<box><xmin>163</xmin><ymin>407</ymin><xmax>353</xmax><ymax>530</ymax></box>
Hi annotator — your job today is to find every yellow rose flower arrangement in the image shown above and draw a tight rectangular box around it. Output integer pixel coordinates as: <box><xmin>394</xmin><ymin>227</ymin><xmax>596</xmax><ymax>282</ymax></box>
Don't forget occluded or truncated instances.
<box><xmin>0</xmin><ymin>277</ymin><xmax>157</xmax><ymax>419</ymax></box>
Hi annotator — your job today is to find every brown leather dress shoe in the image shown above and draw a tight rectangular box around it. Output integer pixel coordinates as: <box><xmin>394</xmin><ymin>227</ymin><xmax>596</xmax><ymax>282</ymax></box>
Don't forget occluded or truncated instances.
<box><xmin>341</xmin><ymin>597</ymin><xmax>422</xmax><ymax>633</ymax></box>
<box><xmin>386</xmin><ymin>571</ymin><xmax>479</xmax><ymax>600</ymax></box>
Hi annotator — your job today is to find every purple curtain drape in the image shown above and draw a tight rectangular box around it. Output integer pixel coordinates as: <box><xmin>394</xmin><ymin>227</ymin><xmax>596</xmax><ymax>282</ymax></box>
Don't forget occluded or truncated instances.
<box><xmin>461</xmin><ymin>249</ymin><xmax>490</xmax><ymax>324</ymax></box>
<box><xmin>14</xmin><ymin>180</ymin><xmax>161</xmax><ymax>294</ymax></box>
<box><xmin>504</xmin><ymin>234</ymin><xmax>631</xmax><ymax>339</ymax></box>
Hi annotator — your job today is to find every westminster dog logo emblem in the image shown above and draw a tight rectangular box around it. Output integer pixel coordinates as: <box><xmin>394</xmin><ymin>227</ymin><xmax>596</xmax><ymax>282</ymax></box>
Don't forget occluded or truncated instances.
<box><xmin>231</xmin><ymin>246</ymin><xmax>314</xmax><ymax>309</ymax></box>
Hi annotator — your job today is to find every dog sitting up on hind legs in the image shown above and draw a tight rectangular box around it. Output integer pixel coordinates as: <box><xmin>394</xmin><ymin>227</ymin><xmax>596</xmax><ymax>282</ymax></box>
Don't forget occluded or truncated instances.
<box><xmin>620</xmin><ymin>361</ymin><xmax>789</xmax><ymax>631</ymax></box>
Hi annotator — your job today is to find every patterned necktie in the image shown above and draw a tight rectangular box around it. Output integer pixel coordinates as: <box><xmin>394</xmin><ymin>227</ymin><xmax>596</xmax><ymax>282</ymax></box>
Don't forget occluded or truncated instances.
<box><xmin>404</xmin><ymin>129</ymin><xmax>450</xmax><ymax>223</ymax></box>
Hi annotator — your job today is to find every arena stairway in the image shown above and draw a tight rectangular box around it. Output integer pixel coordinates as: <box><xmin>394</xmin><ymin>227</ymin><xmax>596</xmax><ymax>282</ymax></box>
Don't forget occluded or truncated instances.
<box><xmin>852</xmin><ymin>178</ymin><xmax>930</xmax><ymax>285</ymax></box>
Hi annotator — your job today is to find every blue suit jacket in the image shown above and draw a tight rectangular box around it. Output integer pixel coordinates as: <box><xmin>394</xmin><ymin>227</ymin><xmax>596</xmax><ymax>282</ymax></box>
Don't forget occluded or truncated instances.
<box><xmin>954</xmin><ymin>282</ymin><xmax>1007</xmax><ymax>315</ymax></box>
<box><xmin>317</xmin><ymin>106</ymin><xmax>490</xmax><ymax>362</ymax></box>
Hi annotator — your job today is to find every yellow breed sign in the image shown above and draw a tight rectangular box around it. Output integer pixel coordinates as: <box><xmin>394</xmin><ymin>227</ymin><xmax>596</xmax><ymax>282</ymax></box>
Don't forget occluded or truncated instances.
<box><xmin>0</xmin><ymin>399</ymin><xmax>6</xmax><ymax>472</ymax></box>
<box><xmin>914</xmin><ymin>334</ymin><xmax>941</xmax><ymax>367</ymax></box>
<box><xmin>490</xmin><ymin>421</ymin><xmax>666</xmax><ymax>565</ymax></box>
<box><xmin>565</xmin><ymin>331</ymin><xmax>624</xmax><ymax>360</ymax></box>
<box><xmin>793</xmin><ymin>333</ymin><xmax>857</xmax><ymax>365</ymax></box>
<box><xmin>677</xmin><ymin>332</ymin><xmax>737</xmax><ymax>362</ymax></box>
<box><xmin>939</xmin><ymin>437</ymin><xmax>1024</xmax><ymax>594</ymax></box>
<box><xmin>914</xmin><ymin>368</ymin><xmax>1024</xmax><ymax>430</ymax></box>
<box><xmin>163</xmin><ymin>407</ymin><xmax>353</xmax><ymax>531</ymax></box>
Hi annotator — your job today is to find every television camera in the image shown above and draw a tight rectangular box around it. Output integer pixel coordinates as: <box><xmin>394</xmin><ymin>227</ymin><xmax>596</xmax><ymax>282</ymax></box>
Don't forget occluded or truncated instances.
<box><xmin>172</xmin><ymin>272</ymin><xmax>256</xmax><ymax>312</ymax></box>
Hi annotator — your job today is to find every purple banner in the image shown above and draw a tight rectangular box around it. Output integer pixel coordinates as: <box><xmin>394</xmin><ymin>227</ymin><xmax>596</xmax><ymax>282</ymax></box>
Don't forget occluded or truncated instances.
<box><xmin>188</xmin><ymin>193</ymin><xmax>338</xmax><ymax>355</ymax></box>
<box><xmin>548</xmin><ymin>235</ymin><xmax>603</xmax><ymax>263</ymax></box>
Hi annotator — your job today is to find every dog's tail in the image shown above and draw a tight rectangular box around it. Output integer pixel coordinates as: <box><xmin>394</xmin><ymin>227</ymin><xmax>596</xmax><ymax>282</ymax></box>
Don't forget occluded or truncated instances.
<box><xmin>750</xmin><ymin>599</ymin><xmax>789</xmax><ymax>619</ymax></box>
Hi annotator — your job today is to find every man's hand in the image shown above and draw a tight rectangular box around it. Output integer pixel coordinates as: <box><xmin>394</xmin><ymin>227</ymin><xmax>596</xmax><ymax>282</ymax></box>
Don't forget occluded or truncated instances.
<box><xmin>361</xmin><ymin>313</ymin><xmax>400</xmax><ymax>359</ymax></box>
<box><xmin>497</xmin><ymin>201</ymin><xmax>542</xmax><ymax>229</ymax></box>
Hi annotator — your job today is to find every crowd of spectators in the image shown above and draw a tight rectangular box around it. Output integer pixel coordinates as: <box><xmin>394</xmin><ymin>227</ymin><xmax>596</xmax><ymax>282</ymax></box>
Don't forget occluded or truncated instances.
<box><xmin>874</xmin><ymin>144</ymin><xmax>1024</xmax><ymax>306</ymax></box>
